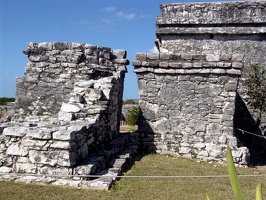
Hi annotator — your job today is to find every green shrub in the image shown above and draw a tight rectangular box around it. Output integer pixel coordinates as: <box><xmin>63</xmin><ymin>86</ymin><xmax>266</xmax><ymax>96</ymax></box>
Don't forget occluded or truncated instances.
<box><xmin>242</xmin><ymin>64</ymin><xmax>266</xmax><ymax>126</ymax></box>
<box><xmin>0</xmin><ymin>97</ymin><xmax>15</xmax><ymax>106</ymax></box>
<box><xmin>125</xmin><ymin>106</ymin><xmax>140</xmax><ymax>126</ymax></box>
<box><xmin>123</xmin><ymin>99</ymin><xmax>137</xmax><ymax>105</ymax></box>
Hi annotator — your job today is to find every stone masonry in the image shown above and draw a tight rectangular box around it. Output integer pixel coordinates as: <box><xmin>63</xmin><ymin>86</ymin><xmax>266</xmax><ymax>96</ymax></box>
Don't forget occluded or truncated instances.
<box><xmin>133</xmin><ymin>1</ymin><xmax>266</xmax><ymax>165</ymax></box>
<box><xmin>156</xmin><ymin>1</ymin><xmax>266</xmax><ymax>67</ymax></box>
<box><xmin>0</xmin><ymin>42</ymin><xmax>137</xmax><ymax>188</ymax></box>
<box><xmin>133</xmin><ymin>52</ymin><xmax>248</xmax><ymax>164</ymax></box>
<box><xmin>1</xmin><ymin>0</ymin><xmax>266</xmax><ymax>189</ymax></box>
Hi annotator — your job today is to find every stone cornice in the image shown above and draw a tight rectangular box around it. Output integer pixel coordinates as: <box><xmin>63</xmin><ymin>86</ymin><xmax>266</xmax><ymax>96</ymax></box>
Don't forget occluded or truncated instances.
<box><xmin>156</xmin><ymin>25</ymin><xmax>266</xmax><ymax>35</ymax></box>
<box><xmin>132</xmin><ymin>53</ymin><xmax>243</xmax><ymax>75</ymax></box>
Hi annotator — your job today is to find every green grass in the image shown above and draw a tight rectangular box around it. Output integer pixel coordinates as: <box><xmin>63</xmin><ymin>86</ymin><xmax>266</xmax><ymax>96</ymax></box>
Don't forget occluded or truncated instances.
<box><xmin>119</xmin><ymin>125</ymin><xmax>138</xmax><ymax>132</ymax></box>
<box><xmin>0</xmin><ymin>154</ymin><xmax>266</xmax><ymax>200</ymax></box>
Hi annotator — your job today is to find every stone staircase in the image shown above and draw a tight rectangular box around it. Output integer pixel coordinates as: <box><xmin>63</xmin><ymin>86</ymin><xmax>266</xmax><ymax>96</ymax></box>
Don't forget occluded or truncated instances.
<box><xmin>73</xmin><ymin>132</ymin><xmax>139</xmax><ymax>187</ymax></box>
<box><xmin>0</xmin><ymin>132</ymin><xmax>140</xmax><ymax>190</ymax></box>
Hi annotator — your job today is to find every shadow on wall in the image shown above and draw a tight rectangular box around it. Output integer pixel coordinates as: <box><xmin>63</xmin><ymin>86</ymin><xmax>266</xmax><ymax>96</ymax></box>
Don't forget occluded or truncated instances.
<box><xmin>137</xmin><ymin>94</ymin><xmax>266</xmax><ymax>165</ymax></box>
<box><xmin>137</xmin><ymin>108</ymin><xmax>156</xmax><ymax>154</ymax></box>
<box><xmin>234</xmin><ymin>92</ymin><xmax>266</xmax><ymax>165</ymax></box>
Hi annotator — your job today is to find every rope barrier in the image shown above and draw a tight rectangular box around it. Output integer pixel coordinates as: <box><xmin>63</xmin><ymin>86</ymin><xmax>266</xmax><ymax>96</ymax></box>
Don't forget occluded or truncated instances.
<box><xmin>237</xmin><ymin>128</ymin><xmax>266</xmax><ymax>139</ymax></box>
<box><xmin>1</xmin><ymin>128</ymin><xmax>266</xmax><ymax>181</ymax></box>
<box><xmin>1</xmin><ymin>173</ymin><xmax>266</xmax><ymax>179</ymax></box>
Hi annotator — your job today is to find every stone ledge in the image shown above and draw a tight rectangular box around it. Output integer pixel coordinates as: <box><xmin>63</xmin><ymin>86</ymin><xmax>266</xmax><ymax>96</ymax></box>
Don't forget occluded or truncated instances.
<box><xmin>156</xmin><ymin>26</ymin><xmax>266</xmax><ymax>35</ymax></box>
<box><xmin>132</xmin><ymin>53</ymin><xmax>243</xmax><ymax>73</ymax></box>
<box><xmin>134</xmin><ymin>67</ymin><xmax>241</xmax><ymax>75</ymax></box>
<box><xmin>134</xmin><ymin>53</ymin><xmax>244</xmax><ymax>63</ymax></box>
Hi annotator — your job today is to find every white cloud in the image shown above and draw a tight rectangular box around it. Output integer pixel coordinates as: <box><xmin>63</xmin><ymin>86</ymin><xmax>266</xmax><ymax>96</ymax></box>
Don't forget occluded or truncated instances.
<box><xmin>101</xmin><ymin>6</ymin><xmax>116</xmax><ymax>12</ymax></box>
<box><xmin>101</xmin><ymin>18</ymin><xmax>111</xmax><ymax>24</ymax></box>
<box><xmin>75</xmin><ymin>20</ymin><xmax>91</xmax><ymax>26</ymax></box>
<box><xmin>0</xmin><ymin>69</ymin><xmax>10</xmax><ymax>74</ymax></box>
<box><xmin>115</xmin><ymin>11</ymin><xmax>137</xmax><ymax>20</ymax></box>
<box><xmin>149</xmin><ymin>46</ymin><xmax>159</xmax><ymax>54</ymax></box>
<box><xmin>100</xmin><ymin>6</ymin><xmax>145</xmax><ymax>21</ymax></box>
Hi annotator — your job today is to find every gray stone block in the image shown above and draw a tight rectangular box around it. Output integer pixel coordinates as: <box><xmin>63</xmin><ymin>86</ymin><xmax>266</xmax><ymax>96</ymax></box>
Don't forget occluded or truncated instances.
<box><xmin>136</xmin><ymin>52</ymin><xmax>147</xmax><ymax>61</ymax></box>
<box><xmin>206</xmin><ymin>54</ymin><xmax>220</xmax><ymax>62</ymax></box>
<box><xmin>147</xmin><ymin>53</ymin><xmax>159</xmax><ymax>60</ymax></box>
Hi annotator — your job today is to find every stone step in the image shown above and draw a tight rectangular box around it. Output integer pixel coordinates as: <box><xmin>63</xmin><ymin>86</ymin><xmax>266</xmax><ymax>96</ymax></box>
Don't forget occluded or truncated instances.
<box><xmin>86</xmin><ymin>143</ymin><xmax>139</xmax><ymax>189</ymax></box>
<box><xmin>70</xmin><ymin>132</ymin><xmax>139</xmax><ymax>189</ymax></box>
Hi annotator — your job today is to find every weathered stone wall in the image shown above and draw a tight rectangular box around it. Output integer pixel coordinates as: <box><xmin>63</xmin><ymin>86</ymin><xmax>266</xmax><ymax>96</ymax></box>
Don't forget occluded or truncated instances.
<box><xmin>133</xmin><ymin>52</ymin><xmax>248</xmax><ymax>164</ymax></box>
<box><xmin>156</xmin><ymin>1</ymin><xmax>266</xmax><ymax>67</ymax></box>
<box><xmin>16</xmin><ymin>42</ymin><xmax>127</xmax><ymax>124</ymax></box>
<box><xmin>0</xmin><ymin>42</ymin><xmax>129</xmax><ymax>175</ymax></box>
<box><xmin>133</xmin><ymin>1</ymin><xmax>266</xmax><ymax>164</ymax></box>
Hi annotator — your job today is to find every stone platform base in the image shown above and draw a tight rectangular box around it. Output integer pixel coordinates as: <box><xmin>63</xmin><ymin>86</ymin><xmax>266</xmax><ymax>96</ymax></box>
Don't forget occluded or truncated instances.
<box><xmin>0</xmin><ymin>132</ymin><xmax>139</xmax><ymax>190</ymax></box>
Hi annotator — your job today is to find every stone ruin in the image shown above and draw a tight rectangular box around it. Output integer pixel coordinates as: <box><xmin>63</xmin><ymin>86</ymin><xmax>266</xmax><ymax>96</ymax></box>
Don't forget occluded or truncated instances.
<box><xmin>0</xmin><ymin>42</ymin><xmax>139</xmax><ymax>188</ymax></box>
<box><xmin>133</xmin><ymin>1</ymin><xmax>266</xmax><ymax>165</ymax></box>
<box><xmin>0</xmin><ymin>0</ymin><xmax>266</xmax><ymax>190</ymax></box>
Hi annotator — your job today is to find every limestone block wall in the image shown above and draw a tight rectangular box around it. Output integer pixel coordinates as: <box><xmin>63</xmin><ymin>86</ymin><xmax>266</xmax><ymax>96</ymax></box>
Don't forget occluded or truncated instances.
<box><xmin>1</xmin><ymin>122</ymin><xmax>95</xmax><ymax>174</ymax></box>
<box><xmin>132</xmin><ymin>52</ymin><xmax>249</xmax><ymax>164</ymax></box>
<box><xmin>142</xmin><ymin>1</ymin><xmax>266</xmax><ymax>164</ymax></box>
<box><xmin>156</xmin><ymin>1</ymin><xmax>266</xmax><ymax>67</ymax></box>
<box><xmin>0</xmin><ymin>42</ymin><xmax>128</xmax><ymax>175</ymax></box>
<box><xmin>16</xmin><ymin>42</ymin><xmax>127</xmax><ymax>124</ymax></box>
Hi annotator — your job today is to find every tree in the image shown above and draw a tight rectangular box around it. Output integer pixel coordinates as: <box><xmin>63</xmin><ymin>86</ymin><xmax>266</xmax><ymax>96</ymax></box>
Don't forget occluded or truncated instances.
<box><xmin>242</xmin><ymin>63</ymin><xmax>266</xmax><ymax>126</ymax></box>
<box><xmin>0</xmin><ymin>97</ymin><xmax>15</xmax><ymax>106</ymax></box>
<box><xmin>126</xmin><ymin>106</ymin><xmax>140</xmax><ymax>126</ymax></box>
<box><xmin>123</xmin><ymin>99</ymin><xmax>138</xmax><ymax>105</ymax></box>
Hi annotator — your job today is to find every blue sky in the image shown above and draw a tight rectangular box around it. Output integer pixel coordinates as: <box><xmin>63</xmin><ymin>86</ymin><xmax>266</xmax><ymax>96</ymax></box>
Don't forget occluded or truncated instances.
<box><xmin>0</xmin><ymin>0</ymin><xmax>233</xmax><ymax>100</ymax></box>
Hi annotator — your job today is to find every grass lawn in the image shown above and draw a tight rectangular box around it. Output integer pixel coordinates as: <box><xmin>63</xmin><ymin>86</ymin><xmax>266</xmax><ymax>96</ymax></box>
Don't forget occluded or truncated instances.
<box><xmin>0</xmin><ymin>154</ymin><xmax>266</xmax><ymax>200</ymax></box>
<box><xmin>119</xmin><ymin>125</ymin><xmax>138</xmax><ymax>132</ymax></box>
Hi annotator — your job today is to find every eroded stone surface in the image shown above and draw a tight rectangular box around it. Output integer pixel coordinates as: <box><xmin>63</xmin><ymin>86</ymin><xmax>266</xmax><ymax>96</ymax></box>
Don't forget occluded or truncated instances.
<box><xmin>0</xmin><ymin>42</ymin><xmax>129</xmax><ymax>185</ymax></box>
<box><xmin>133</xmin><ymin>1</ymin><xmax>266</xmax><ymax>165</ymax></box>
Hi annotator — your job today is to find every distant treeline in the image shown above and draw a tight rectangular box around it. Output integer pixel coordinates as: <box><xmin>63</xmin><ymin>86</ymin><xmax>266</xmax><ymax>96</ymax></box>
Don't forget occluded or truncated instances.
<box><xmin>0</xmin><ymin>97</ymin><xmax>15</xmax><ymax>106</ymax></box>
<box><xmin>123</xmin><ymin>99</ymin><xmax>139</xmax><ymax>105</ymax></box>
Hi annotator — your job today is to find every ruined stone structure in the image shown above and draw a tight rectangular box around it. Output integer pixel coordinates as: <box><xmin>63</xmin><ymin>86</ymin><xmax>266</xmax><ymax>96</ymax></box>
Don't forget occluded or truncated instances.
<box><xmin>1</xmin><ymin>0</ymin><xmax>266</xmax><ymax>190</ymax></box>
<box><xmin>16</xmin><ymin>42</ymin><xmax>127</xmax><ymax>128</ymax></box>
<box><xmin>0</xmin><ymin>42</ymin><xmax>139</xmax><ymax>188</ymax></box>
<box><xmin>133</xmin><ymin>1</ymin><xmax>266</xmax><ymax>164</ymax></box>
